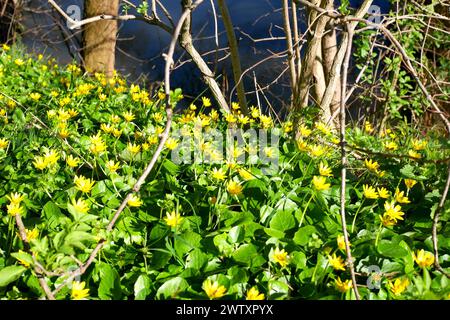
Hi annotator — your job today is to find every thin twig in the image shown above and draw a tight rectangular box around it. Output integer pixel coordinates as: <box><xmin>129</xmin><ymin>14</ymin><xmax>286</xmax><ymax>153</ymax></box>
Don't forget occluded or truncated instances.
<box><xmin>339</xmin><ymin>23</ymin><xmax>360</xmax><ymax>300</ymax></box>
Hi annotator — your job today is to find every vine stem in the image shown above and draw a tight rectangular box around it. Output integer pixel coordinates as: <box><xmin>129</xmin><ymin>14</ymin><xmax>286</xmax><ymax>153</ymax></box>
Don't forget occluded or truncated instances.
<box><xmin>298</xmin><ymin>192</ymin><xmax>314</xmax><ymax>228</ymax></box>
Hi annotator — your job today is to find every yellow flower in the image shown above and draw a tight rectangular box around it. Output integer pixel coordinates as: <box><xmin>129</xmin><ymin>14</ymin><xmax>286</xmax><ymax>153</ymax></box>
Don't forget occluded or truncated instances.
<box><xmin>165</xmin><ymin>138</ymin><xmax>179</xmax><ymax>150</ymax></box>
<box><xmin>127</xmin><ymin>143</ymin><xmax>141</xmax><ymax>154</ymax></box>
<box><xmin>225</xmin><ymin>113</ymin><xmax>236</xmax><ymax>123</ymax></box>
<box><xmin>315</xmin><ymin>121</ymin><xmax>331</xmax><ymax>135</ymax></box>
<box><xmin>364</xmin><ymin>121</ymin><xmax>374</xmax><ymax>133</ymax></box>
<box><xmin>299</xmin><ymin>124</ymin><xmax>312</xmax><ymax>137</ymax></box>
<box><xmin>312</xmin><ymin>176</ymin><xmax>330</xmax><ymax>191</ymax></box>
<box><xmin>16</xmin><ymin>250</ymin><xmax>31</xmax><ymax>268</ymax></box>
<box><xmin>152</xmin><ymin>112</ymin><xmax>163</xmax><ymax>123</ymax></box>
<box><xmin>100</xmin><ymin>123</ymin><xmax>112</xmax><ymax>134</ymax></box>
<box><xmin>164</xmin><ymin>211</ymin><xmax>183</xmax><ymax>228</ymax></box>
<box><xmin>33</xmin><ymin>156</ymin><xmax>47</xmax><ymax>170</ymax></box>
<box><xmin>157</xmin><ymin>91</ymin><xmax>166</xmax><ymax>100</ymax></box>
<box><xmin>408</xmin><ymin>150</ymin><xmax>421</xmax><ymax>159</ymax></box>
<box><xmin>189</xmin><ymin>103</ymin><xmax>197</xmax><ymax>111</ymax></box>
<box><xmin>30</xmin><ymin>92</ymin><xmax>41</xmax><ymax>101</ymax></box>
<box><xmin>272</xmin><ymin>247</ymin><xmax>289</xmax><ymax>267</ymax></box>
<box><xmin>365</xmin><ymin>159</ymin><xmax>379</xmax><ymax>172</ymax></box>
<box><xmin>383</xmin><ymin>200</ymin><xmax>405</xmax><ymax>222</ymax></box>
<box><xmin>319</xmin><ymin>162</ymin><xmax>333</xmax><ymax>177</ymax></box>
<box><xmin>412</xmin><ymin>249</ymin><xmax>434</xmax><ymax>268</ymax></box>
<box><xmin>229</xmin><ymin>102</ymin><xmax>240</xmax><ymax>111</ymax></box>
<box><xmin>388</xmin><ymin>278</ymin><xmax>409</xmax><ymax>296</ymax></box>
<box><xmin>379</xmin><ymin>213</ymin><xmax>397</xmax><ymax>227</ymax></box>
<box><xmin>7</xmin><ymin>203</ymin><xmax>24</xmax><ymax>216</ymax></box>
<box><xmin>336</xmin><ymin>235</ymin><xmax>349</xmax><ymax>251</ymax></box>
<box><xmin>0</xmin><ymin>138</ymin><xmax>9</xmax><ymax>149</ymax></box>
<box><xmin>335</xmin><ymin>277</ymin><xmax>352</xmax><ymax>293</ymax></box>
<box><xmin>58</xmin><ymin>126</ymin><xmax>70</xmax><ymax>139</ymax></box>
<box><xmin>377</xmin><ymin>187</ymin><xmax>390</xmax><ymax>199</ymax></box>
<box><xmin>26</xmin><ymin>228</ymin><xmax>39</xmax><ymax>241</ymax></box>
<box><xmin>238</xmin><ymin>168</ymin><xmax>254</xmax><ymax>181</ymax></box>
<box><xmin>363</xmin><ymin>184</ymin><xmax>378</xmax><ymax>199</ymax></box>
<box><xmin>14</xmin><ymin>58</ymin><xmax>24</xmax><ymax>66</ymax></box>
<box><xmin>43</xmin><ymin>149</ymin><xmax>60</xmax><ymax>166</ymax></box>
<box><xmin>110</xmin><ymin>114</ymin><xmax>121</xmax><ymax>124</ymax></box>
<box><xmin>105</xmin><ymin>160</ymin><xmax>120</xmax><ymax>173</ymax></box>
<box><xmin>112</xmin><ymin>128</ymin><xmax>122</xmax><ymax>138</ymax></box>
<box><xmin>227</xmin><ymin>181</ymin><xmax>243</xmax><ymax>196</ymax></box>
<box><xmin>259</xmin><ymin>115</ymin><xmax>272</xmax><ymax>129</ymax></box>
<box><xmin>283</xmin><ymin>121</ymin><xmax>293</xmax><ymax>133</ymax></box>
<box><xmin>250</xmin><ymin>106</ymin><xmax>260</xmax><ymax>118</ymax></box>
<box><xmin>376</xmin><ymin>169</ymin><xmax>386</xmax><ymax>178</ymax></box>
<box><xmin>6</xmin><ymin>193</ymin><xmax>25</xmax><ymax>205</ymax></box>
<box><xmin>71</xmin><ymin>198</ymin><xmax>89</xmax><ymax>213</ymax></box>
<box><xmin>210</xmin><ymin>109</ymin><xmax>219</xmax><ymax>121</ymax></box>
<box><xmin>264</xmin><ymin>147</ymin><xmax>275</xmax><ymax>158</ymax></box>
<box><xmin>2</xmin><ymin>44</ymin><xmax>10</xmax><ymax>51</ymax></box>
<box><xmin>123</xmin><ymin>111</ymin><xmax>135</xmax><ymax>122</ymax></box>
<box><xmin>211</xmin><ymin>168</ymin><xmax>226</xmax><ymax>181</ymax></box>
<box><xmin>246</xmin><ymin>287</ymin><xmax>265</xmax><ymax>300</ymax></box>
<box><xmin>74</xmin><ymin>175</ymin><xmax>95</xmax><ymax>193</ymax></box>
<box><xmin>66</xmin><ymin>155</ymin><xmax>81</xmax><ymax>168</ymax></box>
<box><xmin>328</xmin><ymin>253</ymin><xmax>346</xmax><ymax>271</ymax></box>
<box><xmin>384</xmin><ymin>141</ymin><xmax>398</xmax><ymax>151</ymax></box>
<box><xmin>309</xmin><ymin>144</ymin><xmax>325</xmax><ymax>157</ymax></box>
<box><xmin>238</xmin><ymin>114</ymin><xmax>250</xmax><ymax>125</ymax></box>
<box><xmin>404</xmin><ymin>179</ymin><xmax>417</xmax><ymax>190</ymax></box>
<box><xmin>203</xmin><ymin>279</ymin><xmax>227</xmax><ymax>299</ymax></box>
<box><xmin>71</xmin><ymin>281</ymin><xmax>90</xmax><ymax>300</ymax></box>
<box><xmin>89</xmin><ymin>133</ymin><xmax>107</xmax><ymax>155</ymax></box>
<box><xmin>67</xmin><ymin>108</ymin><xmax>79</xmax><ymax>118</ymax></box>
<box><xmin>99</xmin><ymin>93</ymin><xmax>107</xmax><ymax>101</ymax></box>
<box><xmin>394</xmin><ymin>189</ymin><xmax>410</xmax><ymax>204</ymax></box>
<box><xmin>202</xmin><ymin>97</ymin><xmax>212</xmax><ymax>107</ymax></box>
<box><xmin>127</xmin><ymin>194</ymin><xmax>143</xmax><ymax>207</ymax></box>
<box><xmin>412</xmin><ymin>139</ymin><xmax>427</xmax><ymax>151</ymax></box>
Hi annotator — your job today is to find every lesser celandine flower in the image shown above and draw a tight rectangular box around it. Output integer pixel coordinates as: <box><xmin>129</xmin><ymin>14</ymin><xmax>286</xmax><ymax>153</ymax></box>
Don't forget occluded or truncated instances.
<box><xmin>271</xmin><ymin>247</ymin><xmax>289</xmax><ymax>267</ymax></box>
<box><xmin>383</xmin><ymin>200</ymin><xmax>404</xmax><ymax>222</ymax></box>
<box><xmin>74</xmin><ymin>175</ymin><xmax>95</xmax><ymax>193</ymax></box>
<box><xmin>33</xmin><ymin>156</ymin><xmax>47</xmax><ymax>170</ymax></box>
<box><xmin>319</xmin><ymin>162</ymin><xmax>332</xmax><ymax>177</ymax></box>
<box><xmin>250</xmin><ymin>106</ymin><xmax>260</xmax><ymax>118</ymax></box>
<box><xmin>165</xmin><ymin>138</ymin><xmax>179</xmax><ymax>150</ymax></box>
<box><xmin>328</xmin><ymin>253</ymin><xmax>346</xmax><ymax>271</ymax></box>
<box><xmin>7</xmin><ymin>193</ymin><xmax>25</xmax><ymax>205</ymax></box>
<box><xmin>364</xmin><ymin>121</ymin><xmax>374</xmax><ymax>133</ymax></box>
<box><xmin>127</xmin><ymin>194</ymin><xmax>143</xmax><ymax>207</ymax></box>
<box><xmin>394</xmin><ymin>189</ymin><xmax>410</xmax><ymax>204</ymax></box>
<box><xmin>211</xmin><ymin>167</ymin><xmax>226</xmax><ymax>181</ymax></box>
<box><xmin>71</xmin><ymin>281</ymin><xmax>90</xmax><ymax>300</ymax></box>
<box><xmin>127</xmin><ymin>143</ymin><xmax>141</xmax><ymax>154</ymax></box>
<box><xmin>364</xmin><ymin>159</ymin><xmax>379</xmax><ymax>172</ymax></box>
<box><xmin>227</xmin><ymin>181</ymin><xmax>243</xmax><ymax>196</ymax></box>
<box><xmin>312</xmin><ymin>176</ymin><xmax>330</xmax><ymax>191</ymax></box>
<box><xmin>0</xmin><ymin>138</ymin><xmax>9</xmax><ymax>149</ymax></box>
<box><xmin>404</xmin><ymin>179</ymin><xmax>417</xmax><ymax>190</ymax></box>
<box><xmin>89</xmin><ymin>133</ymin><xmax>107</xmax><ymax>155</ymax></box>
<box><xmin>164</xmin><ymin>211</ymin><xmax>183</xmax><ymax>228</ymax></box>
<box><xmin>377</xmin><ymin>187</ymin><xmax>390</xmax><ymax>199</ymax></box>
<box><xmin>336</xmin><ymin>235</ymin><xmax>349</xmax><ymax>251</ymax></box>
<box><xmin>309</xmin><ymin>144</ymin><xmax>325</xmax><ymax>157</ymax></box>
<box><xmin>363</xmin><ymin>184</ymin><xmax>378</xmax><ymax>199</ymax></box>
<box><xmin>66</xmin><ymin>155</ymin><xmax>81</xmax><ymax>168</ymax></box>
<box><xmin>71</xmin><ymin>198</ymin><xmax>89</xmax><ymax>213</ymax></box>
<box><xmin>123</xmin><ymin>111</ymin><xmax>135</xmax><ymax>122</ymax></box>
<box><xmin>203</xmin><ymin>279</ymin><xmax>227</xmax><ymax>299</ymax></box>
<box><xmin>26</xmin><ymin>228</ymin><xmax>39</xmax><ymax>241</ymax></box>
<box><xmin>384</xmin><ymin>141</ymin><xmax>398</xmax><ymax>151</ymax></box>
<box><xmin>411</xmin><ymin>139</ymin><xmax>427</xmax><ymax>151</ymax></box>
<box><xmin>7</xmin><ymin>203</ymin><xmax>23</xmax><ymax>216</ymax></box>
<box><xmin>299</xmin><ymin>124</ymin><xmax>312</xmax><ymax>137</ymax></box>
<box><xmin>388</xmin><ymin>278</ymin><xmax>409</xmax><ymax>296</ymax></box>
<box><xmin>14</xmin><ymin>58</ymin><xmax>24</xmax><ymax>66</ymax></box>
<box><xmin>412</xmin><ymin>249</ymin><xmax>434</xmax><ymax>268</ymax></box>
<box><xmin>259</xmin><ymin>115</ymin><xmax>272</xmax><ymax>129</ymax></box>
<box><xmin>105</xmin><ymin>160</ymin><xmax>120</xmax><ymax>173</ymax></box>
<box><xmin>335</xmin><ymin>277</ymin><xmax>352</xmax><ymax>293</ymax></box>
<box><xmin>30</xmin><ymin>92</ymin><xmax>41</xmax><ymax>101</ymax></box>
<box><xmin>202</xmin><ymin>97</ymin><xmax>212</xmax><ymax>107</ymax></box>
<box><xmin>246</xmin><ymin>287</ymin><xmax>265</xmax><ymax>300</ymax></box>
<box><xmin>379</xmin><ymin>213</ymin><xmax>397</xmax><ymax>227</ymax></box>
<box><xmin>408</xmin><ymin>150</ymin><xmax>421</xmax><ymax>159</ymax></box>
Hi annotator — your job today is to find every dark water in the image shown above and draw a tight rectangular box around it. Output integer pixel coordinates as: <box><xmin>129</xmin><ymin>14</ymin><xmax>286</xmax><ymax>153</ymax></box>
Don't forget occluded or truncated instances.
<box><xmin>22</xmin><ymin>0</ymin><xmax>390</xmax><ymax>110</ymax></box>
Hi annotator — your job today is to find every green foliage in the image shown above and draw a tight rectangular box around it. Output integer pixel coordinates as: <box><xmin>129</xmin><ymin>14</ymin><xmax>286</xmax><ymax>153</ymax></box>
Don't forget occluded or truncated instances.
<box><xmin>0</xmin><ymin>45</ymin><xmax>449</xmax><ymax>300</ymax></box>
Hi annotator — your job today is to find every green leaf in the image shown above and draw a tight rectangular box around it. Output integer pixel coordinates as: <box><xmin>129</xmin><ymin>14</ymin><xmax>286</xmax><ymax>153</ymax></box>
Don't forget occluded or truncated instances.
<box><xmin>293</xmin><ymin>226</ymin><xmax>317</xmax><ymax>246</ymax></box>
<box><xmin>0</xmin><ymin>266</ymin><xmax>27</xmax><ymax>287</ymax></box>
<box><xmin>134</xmin><ymin>274</ymin><xmax>151</xmax><ymax>300</ymax></box>
<box><xmin>98</xmin><ymin>264</ymin><xmax>122</xmax><ymax>300</ymax></box>
<box><xmin>270</xmin><ymin>210</ymin><xmax>296</xmax><ymax>232</ymax></box>
<box><xmin>156</xmin><ymin>276</ymin><xmax>188</xmax><ymax>299</ymax></box>
<box><xmin>378</xmin><ymin>241</ymin><xmax>408</xmax><ymax>258</ymax></box>
<box><xmin>174</xmin><ymin>231</ymin><xmax>202</xmax><ymax>256</ymax></box>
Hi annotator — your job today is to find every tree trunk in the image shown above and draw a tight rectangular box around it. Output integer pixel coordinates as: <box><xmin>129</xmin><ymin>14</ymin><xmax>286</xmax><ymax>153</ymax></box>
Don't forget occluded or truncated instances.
<box><xmin>0</xmin><ymin>0</ymin><xmax>19</xmax><ymax>44</ymax></box>
<box><xmin>83</xmin><ymin>0</ymin><xmax>119</xmax><ymax>77</ymax></box>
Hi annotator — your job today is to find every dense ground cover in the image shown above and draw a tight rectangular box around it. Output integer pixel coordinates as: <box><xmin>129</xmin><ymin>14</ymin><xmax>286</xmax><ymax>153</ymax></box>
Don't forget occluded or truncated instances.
<box><xmin>0</xmin><ymin>45</ymin><xmax>449</xmax><ymax>300</ymax></box>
